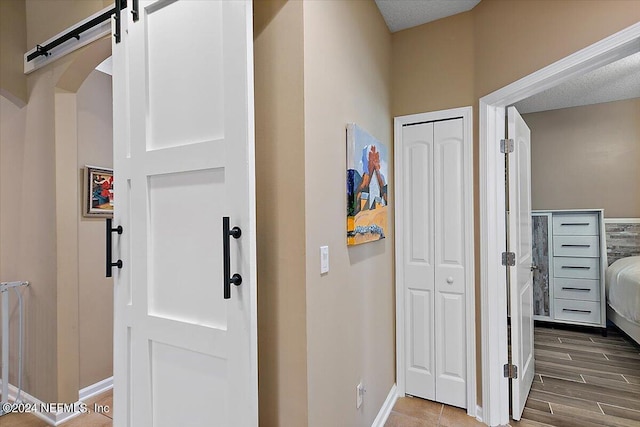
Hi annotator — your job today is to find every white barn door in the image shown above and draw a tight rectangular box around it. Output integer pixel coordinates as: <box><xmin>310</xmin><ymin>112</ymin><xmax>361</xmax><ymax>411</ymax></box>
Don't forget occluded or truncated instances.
<box><xmin>111</xmin><ymin>1</ymin><xmax>257</xmax><ymax>426</ymax></box>
<box><xmin>400</xmin><ymin>115</ymin><xmax>470</xmax><ymax>409</ymax></box>
<box><xmin>507</xmin><ymin>106</ymin><xmax>534</xmax><ymax>421</ymax></box>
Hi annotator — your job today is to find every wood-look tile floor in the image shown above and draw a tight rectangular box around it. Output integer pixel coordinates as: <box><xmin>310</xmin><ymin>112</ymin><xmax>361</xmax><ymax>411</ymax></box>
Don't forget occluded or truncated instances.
<box><xmin>1</xmin><ymin>389</ymin><xmax>112</xmax><ymax>427</ymax></box>
<box><xmin>384</xmin><ymin>395</ymin><xmax>550</xmax><ymax>427</ymax></box>
<box><xmin>387</xmin><ymin>325</ymin><xmax>640</xmax><ymax>427</ymax></box>
<box><xmin>521</xmin><ymin>324</ymin><xmax>640</xmax><ymax>427</ymax></box>
<box><xmin>385</xmin><ymin>396</ymin><xmax>486</xmax><ymax>427</ymax></box>
<box><xmin>4</xmin><ymin>326</ymin><xmax>640</xmax><ymax>427</ymax></box>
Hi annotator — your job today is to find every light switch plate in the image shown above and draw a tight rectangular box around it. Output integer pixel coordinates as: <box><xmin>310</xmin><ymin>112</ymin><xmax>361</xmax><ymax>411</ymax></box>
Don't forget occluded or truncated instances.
<box><xmin>320</xmin><ymin>246</ymin><xmax>329</xmax><ymax>274</ymax></box>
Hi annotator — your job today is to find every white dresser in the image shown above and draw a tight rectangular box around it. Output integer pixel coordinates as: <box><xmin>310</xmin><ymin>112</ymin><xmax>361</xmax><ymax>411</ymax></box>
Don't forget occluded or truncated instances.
<box><xmin>532</xmin><ymin>209</ymin><xmax>607</xmax><ymax>331</ymax></box>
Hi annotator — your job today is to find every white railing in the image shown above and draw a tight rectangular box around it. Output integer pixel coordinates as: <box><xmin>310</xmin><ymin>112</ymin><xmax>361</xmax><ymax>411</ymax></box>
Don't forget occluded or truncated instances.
<box><xmin>0</xmin><ymin>281</ymin><xmax>29</xmax><ymax>416</ymax></box>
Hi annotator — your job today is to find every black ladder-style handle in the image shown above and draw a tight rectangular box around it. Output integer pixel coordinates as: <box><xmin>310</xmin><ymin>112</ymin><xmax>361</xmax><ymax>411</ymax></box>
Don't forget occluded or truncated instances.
<box><xmin>106</xmin><ymin>218</ymin><xmax>124</xmax><ymax>277</ymax></box>
<box><xmin>223</xmin><ymin>217</ymin><xmax>242</xmax><ymax>299</ymax></box>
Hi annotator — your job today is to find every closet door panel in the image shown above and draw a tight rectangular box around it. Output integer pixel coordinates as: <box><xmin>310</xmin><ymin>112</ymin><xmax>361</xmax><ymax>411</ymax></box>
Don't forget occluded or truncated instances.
<box><xmin>402</xmin><ymin>123</ymin><xmax>435</xmax><ymax>400</ymax></box>
<box><xmin>434</xmin><ymin>118</ymin><xmax>466</xmax><ymax>408</ymax></box>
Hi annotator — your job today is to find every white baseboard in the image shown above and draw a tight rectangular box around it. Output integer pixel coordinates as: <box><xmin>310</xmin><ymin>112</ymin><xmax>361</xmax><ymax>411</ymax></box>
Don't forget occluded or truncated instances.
<box><xmin>79</xmin><ymin>376</ymin><xmax>113</xmax><ymax>401</ymax></box>
<box><xmin>0</xmin><ymin>377</ymin><xmax>113</xmax><ymax>426</ymax></box>
<box><xmin>371</xmin><ymin>383</ymin><xmax>398</xmax><ymax>427</ymax></box>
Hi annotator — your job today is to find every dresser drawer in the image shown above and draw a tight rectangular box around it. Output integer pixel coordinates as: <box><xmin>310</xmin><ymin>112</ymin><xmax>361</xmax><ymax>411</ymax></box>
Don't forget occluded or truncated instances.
<box><xmin>554</xmin><ymin>278</ymin><xmax>600</xmax><ymax>301</ymax></box>
<box><xmin>553</xmin><ymin>214</ymin><xmax>599</xmax><ymax>236</ymax></box>
<box><xmin>553</xmin><ymin>236</ymin><xmax>599</xmax><ymax>257</ymax></box>
<box><xmin>554</xmin><ymin>299</ymin><xmax>600</xmax><ymax>324</ymax></box>
<box><xmin>553</xmin><ymin>257</ymin><xmax>599</xmax><ymax>280</ymax></box>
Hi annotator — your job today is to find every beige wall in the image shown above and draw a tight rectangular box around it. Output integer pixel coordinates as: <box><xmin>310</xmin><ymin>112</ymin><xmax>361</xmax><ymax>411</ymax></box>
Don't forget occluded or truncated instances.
<box><xmin>0</xmin><ymin>0</ymin><xmax>110</xmax><ymax>403</ymax></box>
<box><xmin>392</xmin><ymin>11</ymin><xmax>474</xmax><ymax>117</ymax></box>
<box><xmin>303</xmin><ymin>1</ymin><xmax>394</xmax><ymax>426</ymax></box>
<box><xmin>392</xmin><ymin>0</ymin><xmax>640</xmax><ymax>407</ymax></box>
<box><xmin>54</xmin><ymin>86</ymin><xmax>81</xmax><ymax>402</ymax></box>
<box><xmin>0</xmin><ymin>0</ymin><xmax>27</xmax><ymax>105</ymax></box>
<box><xmin>254</xmin><ymin>1</ymin><xmax>395</xmax><ymax>425</ymax></box>
<box><xmin>77</xmin><ymin>70</ymin><xmax>114</xmax><ymax>389</ymax></box>
<box><xmin>473</xmin><ymin>0</ymin><xmax>640</xmax><ymax>99</ymax></box>
<box><xmin>0</xmin><ymin>73</ymin><xmax>59</xmax><ymax>403</ymax></box>
<box><xmin>526</xmin><ymin>99</ymin><xmax>640</xmax><ymax>217</ymax></box>
<box><xmin>253</xmin><ymin>1</ymin><xmax>309</xmax><ymax>426</ymax></box>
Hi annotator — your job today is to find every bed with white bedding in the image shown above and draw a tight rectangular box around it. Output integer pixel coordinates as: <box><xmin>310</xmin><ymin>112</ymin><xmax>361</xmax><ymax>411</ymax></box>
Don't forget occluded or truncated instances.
<box><xmin>606</xmin><ymin>256</ymin><xmax>640</xmax><ymax>344</ymax></box>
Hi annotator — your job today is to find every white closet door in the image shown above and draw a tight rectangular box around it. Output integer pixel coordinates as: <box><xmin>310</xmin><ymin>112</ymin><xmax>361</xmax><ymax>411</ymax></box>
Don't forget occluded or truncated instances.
<box><xmin>434</xmin><ymin>118</ymin><xmax>467</xmax><ymax>408</ymax></box>
<box><xmin>401</xmin><ymin>118</ymin><xmax>467</xmax><ymax>408</ymax></box>
<box><xmin>402</xmin><ymin>123</ymin><xmax>436</xmax><ymax>400</ymax></box>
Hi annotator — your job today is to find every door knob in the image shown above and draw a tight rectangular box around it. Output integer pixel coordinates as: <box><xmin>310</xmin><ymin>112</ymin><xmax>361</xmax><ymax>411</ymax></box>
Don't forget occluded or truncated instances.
<box><xmin>446</xmin><ymin>277</ymin><xmax>454</xmax><ymax>284</ymax></box>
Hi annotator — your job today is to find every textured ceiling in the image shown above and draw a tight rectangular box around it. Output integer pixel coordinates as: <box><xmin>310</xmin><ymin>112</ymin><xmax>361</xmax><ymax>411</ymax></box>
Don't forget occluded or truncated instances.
<box><xmin>375</xmin><ymin>0</ymin><xmax>480</xmax><ymax>33</ymax></box>
<box><xmin>514</xmin><ymin>52</ymin><xmax>640</xmax><ymax>113</ymax></box>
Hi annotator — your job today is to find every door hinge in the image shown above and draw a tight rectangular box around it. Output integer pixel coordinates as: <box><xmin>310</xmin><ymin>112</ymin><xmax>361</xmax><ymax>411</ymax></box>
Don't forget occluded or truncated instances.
<box><xmin>500</xmin><ymin>138</ymin><xmax>514</xmax><ymax>153</ymax></box>
<box><xmin>502</xmin><ymin>251</ymin><xmax>516</xmax><ymax>266</ymax></box>
<box><xmin>504</xmin><ymin>363</ymin><xmax>518</xmax><ymax>379</ymax></box>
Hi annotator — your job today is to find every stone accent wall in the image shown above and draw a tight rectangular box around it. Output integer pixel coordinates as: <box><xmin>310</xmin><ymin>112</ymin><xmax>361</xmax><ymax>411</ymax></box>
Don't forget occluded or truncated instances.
<box><xmin>606</xmin><ymin>222</ymin><xmax>640</xmax><ymax>265</ymax></box>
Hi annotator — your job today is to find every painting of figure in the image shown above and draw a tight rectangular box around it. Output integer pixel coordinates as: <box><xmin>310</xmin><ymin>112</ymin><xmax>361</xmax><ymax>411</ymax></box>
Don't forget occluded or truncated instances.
<box><xmin>84</xmin><ymin>166</ymin><xmax>114</xmax><ymax>217</ymax></box>
<box><xmin>346</xmin><ymin>123</ymin><xmax>388</xmax><ymax>245</ymax></box>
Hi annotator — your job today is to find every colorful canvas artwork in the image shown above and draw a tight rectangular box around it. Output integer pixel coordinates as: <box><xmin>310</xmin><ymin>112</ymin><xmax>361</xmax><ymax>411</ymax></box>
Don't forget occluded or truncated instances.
<box><xmin>84</xmin><ymin>166</ymin><xmax>114</xmax><ymax>217</ymax></box>
<box><xmin>346</xmin><ymin>124</ymin><xmax>388</xmax><ymax>245</ymax></box>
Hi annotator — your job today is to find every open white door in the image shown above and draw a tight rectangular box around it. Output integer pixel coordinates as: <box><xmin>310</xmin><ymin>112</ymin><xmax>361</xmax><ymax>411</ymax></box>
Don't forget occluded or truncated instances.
<box><xmin>111</xmin><ymin>1</ymin><xmax>257</xmax><ymax>426</ymax></box>
<box><xmin>507</xmin><ymin>106</ymin><xmax>534</xmax><ymax>420</ymax></box>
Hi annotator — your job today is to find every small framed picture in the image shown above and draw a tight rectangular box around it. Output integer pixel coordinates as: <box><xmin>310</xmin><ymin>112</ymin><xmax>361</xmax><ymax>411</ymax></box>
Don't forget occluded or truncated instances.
<box><xmin>84</xmin><ymin>166</ymin><xmax>114</xmax><ymax>217</ymax></box>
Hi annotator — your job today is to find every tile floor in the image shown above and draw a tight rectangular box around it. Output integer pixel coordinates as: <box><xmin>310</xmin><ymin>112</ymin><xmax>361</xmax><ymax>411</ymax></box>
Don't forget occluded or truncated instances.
<box><xmin>1</xmin><ymin>389</ymin><xmax>113</xmax><ymax>427</ymax></box>
<box><xmin>522</xmin><ymin>325</ymin><xmax>640</xmax><ymax>427</ymax></box>
<box><xmin>6</xmin><ymin>390</ymin><xmax>501</xmax><ymax>427</ymax></box>
<box><xmin>384</xmin><ymin>395</ymin><xmax>548</xmax><ymax>427</ymax></box>
<box><xmin>385</xmin><ymin>396</ymin><xmax>481</xmax><ymax>426</ymax></box>
<box><xmin>0</xmin><ymin>390</ymin><xmax>547</xmax><ymax>427</ymax></box>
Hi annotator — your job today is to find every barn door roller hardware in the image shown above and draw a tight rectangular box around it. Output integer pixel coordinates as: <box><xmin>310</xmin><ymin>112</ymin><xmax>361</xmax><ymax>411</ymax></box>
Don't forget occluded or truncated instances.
<box><xmin>26</xmin><ymin>0</ymin><xmax>127</xmax><ymax>62</ymax></box>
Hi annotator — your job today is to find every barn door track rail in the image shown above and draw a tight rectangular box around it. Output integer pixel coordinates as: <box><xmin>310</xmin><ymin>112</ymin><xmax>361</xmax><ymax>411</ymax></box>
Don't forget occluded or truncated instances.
<box><xmin>24</xmin><ymin>0</ymin><xmax>130</xmax><ymax>74</ymax></box>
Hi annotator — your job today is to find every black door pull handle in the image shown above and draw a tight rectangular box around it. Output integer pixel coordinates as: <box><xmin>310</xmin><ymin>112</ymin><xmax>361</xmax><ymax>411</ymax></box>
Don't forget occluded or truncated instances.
<box><xmin>132</xmin><ymin>0</ymin><xmax>139</xmax><ymax>21</ymax></box>
<box><xmin>223</xmin><ymin>217</ymin><xmax>242</xmax><ymax>299</ymax></box>
<box><xmin>106</xmin><ymin>218</ymin><xmax>124</xmax><ymax>277</ymax></box>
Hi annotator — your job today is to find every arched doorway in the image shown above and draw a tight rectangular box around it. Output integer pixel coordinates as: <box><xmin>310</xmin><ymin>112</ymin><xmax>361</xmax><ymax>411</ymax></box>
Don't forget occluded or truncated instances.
<box><xmin>53</xmin><ymin>35</ymin><xmax>113</xmax><ymax>406</ymax></box>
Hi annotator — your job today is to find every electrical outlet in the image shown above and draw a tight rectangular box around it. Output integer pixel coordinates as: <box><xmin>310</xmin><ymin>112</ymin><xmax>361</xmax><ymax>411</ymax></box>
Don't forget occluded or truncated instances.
<box><xmin>356</xmin><ymin>381</ymin><xmax>364</xmax><ymax>408</ymax></box>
